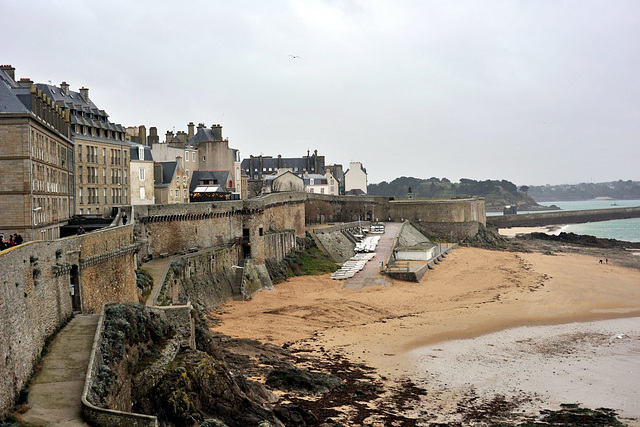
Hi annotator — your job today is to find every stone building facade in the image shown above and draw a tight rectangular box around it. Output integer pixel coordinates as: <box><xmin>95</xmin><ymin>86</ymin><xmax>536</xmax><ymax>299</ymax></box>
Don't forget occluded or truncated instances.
<box><xmin>35</xmin><ymin>80</ymin><xmax>129</xmax><ymax>216</ymax></box>
<box><xmin>0</xmin><ymin>65</ymin><xmax>75</xmax><ymax>241</ymax></box>
<box><xmin>344</xmin><ymin>161</ymin><xmax>368</xmax><ymax>194</ymax></box>
<box><xmin>129</xmin><ymin>144</ymin><xmax>155</xmax><ymax>205</ymax></box>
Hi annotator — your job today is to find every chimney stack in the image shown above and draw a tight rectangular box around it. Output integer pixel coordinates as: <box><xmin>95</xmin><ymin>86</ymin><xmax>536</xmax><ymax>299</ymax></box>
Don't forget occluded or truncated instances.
<box><xmin>197</xmin><ymin>123</ymin><xmax>205</xmax><ymax>131</ymax></box>
<box><xmin>1</xmin><ymin>65</ymin><xmax>15</xmax><ymax>82</ymax></box>
<box><xmin>211</xmin><ymin>124</ymin><xmax>222</xmax><ymax>140</ymax></box>
<box><xmin>139</xmin><ymin>125</ymin><xmax>147</xmax><ymax>145</ymax></box>
<box><xmin>187</xmin><ymin>122</ymin><xmax>195</xmax><ymax>139</ymax></box>
<box><xmin>79</xmin><ymin>86</ymin><xmax>89</xmax><ymax>102</ymax></box>
<box><xmin>60</xmin><ymin>81</ymin><xmax>70</xmax><ymax>95</ymax></box>
<box><xmin>18</xmin><ymin>78</ymin><xmax>33</xmax><ymax>89</ymax></box>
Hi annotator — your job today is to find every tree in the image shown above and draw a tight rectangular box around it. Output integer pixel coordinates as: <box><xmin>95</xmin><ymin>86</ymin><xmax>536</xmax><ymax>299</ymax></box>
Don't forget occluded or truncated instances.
<box><xmin>519</xmin><ymin>185</ymin><xmax>529</xmax><ymax>194</ymax></box>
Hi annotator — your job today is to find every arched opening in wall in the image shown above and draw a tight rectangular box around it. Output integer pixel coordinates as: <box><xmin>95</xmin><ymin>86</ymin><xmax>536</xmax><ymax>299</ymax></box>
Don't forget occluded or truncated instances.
<box><xmin>70</xmin><ymin>265</ymin><xmax>81</xmax><ymax>312</ymax></box>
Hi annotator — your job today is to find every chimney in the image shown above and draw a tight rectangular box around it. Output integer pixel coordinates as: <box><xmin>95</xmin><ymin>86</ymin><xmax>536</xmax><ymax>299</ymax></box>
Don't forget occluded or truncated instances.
<box><xmin>278</xmin><ymin>154</ymin><xmax>282</xmax><ymax>168</ymax></box>
<box><xmin>139</xmin><ymin>125</ymin><xmax>147</xmax><ymax>145</ymax></box>
<box><xmin>18</xmin><ymin>77</ymin><xmax>33</xmax><ymax>89</ymax></box>
<box><xmin>314</xmin><ymin>149</ymin><xmax>319</xmax><ymax>172</ymax></box>
<box><xmin>211</xmin><ymin>124</ymin><xmax>222</xmax><ymax>140</ymax></box>
<box><xmin>60</xmin><ymin>81</ymin><xmax>70</xmax><ymax>95</ymax></box>
<box><xmin>187</xmin><ymin>122</ymin><xmax>195</xmax><ymax>139</ymax></box>
<box><xmin>79</xmin><ymin>86</ymin><xmax>89</xmax><ymax>102</ymax></box>
<box><xmin>1</xmin><ymin>65</ymin><xmax>15</xmax><ymax>82</ymax></box>
<box><xmin>165</xmin><ymin>130</ymin><xmax>173</xmax><ymax>143</ymax></box>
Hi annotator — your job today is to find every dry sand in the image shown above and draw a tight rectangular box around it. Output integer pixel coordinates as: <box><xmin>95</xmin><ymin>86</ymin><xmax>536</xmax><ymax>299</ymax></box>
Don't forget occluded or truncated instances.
<box><xmin>214</xmin><ymin>247</ymin><xmax>640</xmax><ymax>424</ymax></box>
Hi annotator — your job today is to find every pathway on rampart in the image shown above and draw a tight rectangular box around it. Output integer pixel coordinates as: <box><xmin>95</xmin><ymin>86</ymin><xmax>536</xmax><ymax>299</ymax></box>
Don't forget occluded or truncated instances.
<box><xmin>21</xmin><ymin>315</ymin><xmax>98</xmax><ymax>426</ymax></box>
<box><xmin>142</xmin><ymin>256</ymin><xmax>174</xmax><ymax>306</ymax></box>
<box><xmin>344</xmin><ymin>222</ymin><xmax>401</xmax><ymax>290</ymax></box>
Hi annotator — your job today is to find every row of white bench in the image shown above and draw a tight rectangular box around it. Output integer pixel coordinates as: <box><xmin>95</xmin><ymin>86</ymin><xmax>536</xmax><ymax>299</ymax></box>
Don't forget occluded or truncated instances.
<box><xmin>331</xmin><ymin>252</ymin><xmax>377</xmax><ymax>280</ymax></box>
<box><xmin>355</xmin><ymin>235</ymin><xmax>380</xmax><ymax>253</ymax></box>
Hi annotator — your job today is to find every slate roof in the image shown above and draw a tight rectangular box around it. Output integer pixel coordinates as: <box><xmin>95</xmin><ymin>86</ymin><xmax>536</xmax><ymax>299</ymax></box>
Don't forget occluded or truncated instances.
<box><xmin>188</xmin><ymin>128</ymin><xmax>220</xmax><ymax>144</ymax></box>
<box><xmin>0</xmin><ymin>69</ymin><xmax>32</xmax><ymax>114</ymax></box>
<box><xmin>189</xmin><ymin>170</ymin><xmax>229</xmax><ymax>193</ymax></box>
<box><xmin>36</xmin><ymin>82</ymin><xmax>126</xmax><ymax>135</ymax></box>
<box><xmin>241</xmin><ymin>154</ymin><xmax>325</xmax><ymax>178</ymax></box>
<box><xmin>156</xmin><ymin>162</ymin><xmax>178</xmax><ymax>187</ymax></box>
<box><xmin>130</xmin><ymin>144</ymin><xmax>154</xmax><ymax>161</ymax></box>
<box><xmin>303</xmin><ymin>173</ymin><xmax>327</xmax><ymax>185</ymax></box>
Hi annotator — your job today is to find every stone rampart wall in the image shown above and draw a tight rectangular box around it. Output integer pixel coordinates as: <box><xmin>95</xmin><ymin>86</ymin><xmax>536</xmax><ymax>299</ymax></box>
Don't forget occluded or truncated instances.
<box><xmin>134</xmin><ymin>193</ymin><xmax>306</xmax><ymax>262</ymax></box>
<box><xmin>0</xmin><ymin>241</ymin><xmax>73</xmax><ymax>418</ymax></box>
<box><xmin>388</xmin><ymin>199</ymin><xmax>486</xmax><ymax>224</ymax></box>
<box><xmin>305</xmin><ymin>194</ymin><xmax>486</xmax><ymax>228</ymax></box>
<box><xmin>76</xmin><ymin>224</ymin><xmax>138</xmax><ymax>314</ymax></box>
<box><xmin>264</xmin><ymin>231</ymin><xmax>297</xmax><ymax>262</ymax></box>
<box><xmin>487</xmin><ymin>206</ymin><xmax>640</xmax><ymax>228</ymax></box>
<box><xmin>171</xmin><ymin>246</ymin><xmax>243</xmax><ymax>309</ymax></box>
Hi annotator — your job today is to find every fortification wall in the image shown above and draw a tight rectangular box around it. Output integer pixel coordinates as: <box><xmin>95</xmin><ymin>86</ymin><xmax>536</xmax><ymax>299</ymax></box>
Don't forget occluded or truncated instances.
<box><xmin>168</xmin><ymin>246</ymin><xmax>243</xmax><ymax>310</ymax></box>
<box><xmin>264</xmin><ymin>231</ymin><xmax>297</xmax><ymax>262</ymax></box>
<box><xmin>134</xmin><ymin>193</ymin><xmax>306</xmax><ymax>263</ymax></box>
<box><xmin>388</xmin><ymin>198</ymin><xmax>486</xmax><ymax>224</ymax></box>
<box><xmin>76</xmin><ymin>224</ymin><xmax>138</xmax><ymax>314</ymax></box>
<box><xmin>487</xmin><ymin>206</ymin><xmax>640</xmax><ymax>228</ymax></box>
<box><xmin>305</xmin><ymin>194</ymin><xmax>485</xmax><ymax>229</ymax></box>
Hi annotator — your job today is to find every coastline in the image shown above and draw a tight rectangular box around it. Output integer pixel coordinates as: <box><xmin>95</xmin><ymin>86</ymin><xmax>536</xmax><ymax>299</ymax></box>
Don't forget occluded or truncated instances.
<box><xmin>214</xmin><ymin>247</ymin><xmax>640</xmax><ymax>424</ymax></box>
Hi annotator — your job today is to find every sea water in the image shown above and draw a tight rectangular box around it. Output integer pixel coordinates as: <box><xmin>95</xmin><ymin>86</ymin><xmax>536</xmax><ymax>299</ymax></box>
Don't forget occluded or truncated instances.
<box><xmin>488</xmin><ymin>199</ymin><xmax>640</xmax><ymax>242</ymax></box>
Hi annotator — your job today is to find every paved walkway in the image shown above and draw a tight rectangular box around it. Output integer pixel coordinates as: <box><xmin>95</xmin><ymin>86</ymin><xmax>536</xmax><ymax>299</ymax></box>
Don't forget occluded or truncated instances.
<box><xmin>20</xmin><ymin>314</ymin><xmax>98</xmax><ymax>426</ymax></box>
<box><xmin>344</xmin><ymin>222</ymin><xmax>401</xmax><ymax>290</ymax></box>
<box><xmin>141</xmin><ymin>256</ymin><xmax>174</xmax><ymax>306</ymax></box>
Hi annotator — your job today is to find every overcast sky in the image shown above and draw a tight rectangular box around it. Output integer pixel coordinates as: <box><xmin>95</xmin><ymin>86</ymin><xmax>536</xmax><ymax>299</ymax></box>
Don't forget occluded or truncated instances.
<box><xmin>2</xmin><ymin>0</ymin><xmax>638</xmax><ymax>186</ymax></box>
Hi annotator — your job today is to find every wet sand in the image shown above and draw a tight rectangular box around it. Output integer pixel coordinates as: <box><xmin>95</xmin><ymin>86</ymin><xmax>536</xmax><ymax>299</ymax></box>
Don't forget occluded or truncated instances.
<box><xmin>215</xmin><ymin>247</ymin><xmax>640</xmax><ymax>424</ymax></box>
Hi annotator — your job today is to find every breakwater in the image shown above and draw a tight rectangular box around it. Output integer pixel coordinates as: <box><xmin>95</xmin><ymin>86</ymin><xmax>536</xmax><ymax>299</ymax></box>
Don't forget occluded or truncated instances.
<box><xmin>487</xmin><ymin>206</ymin><xmax>640</xmax><ymax>228</ymax></box>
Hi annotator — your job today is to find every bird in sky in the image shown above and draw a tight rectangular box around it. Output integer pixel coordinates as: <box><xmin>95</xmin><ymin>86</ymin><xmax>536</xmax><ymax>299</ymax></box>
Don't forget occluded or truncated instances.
<box><xmin>289</xmin><ymin>55</ymin><xmax>301</xmax><ymax>59</ymax></box>
<box><xmin>609</xmin><ymin>334</ymin><xmax>626</xmax><ymax>345</ymax></box>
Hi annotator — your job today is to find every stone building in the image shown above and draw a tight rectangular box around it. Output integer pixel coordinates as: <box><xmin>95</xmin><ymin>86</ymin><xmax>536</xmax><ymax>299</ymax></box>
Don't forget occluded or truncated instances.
<box><xmin>129</xmin><ymin>144</ymin><xmax>155</xmax><ymax>205</ymax></box>
<box><xmin>155</xmin><ymin>122</ymin><xmax>242</xmax><ymax>199</ymax></box>
<box><xmin>35</xmin><ymin>80</ymin><xmax>129</xmax><ymax>216</ymax></box>
<box><xmin>154</xmin><ymin>158</ymin><xmax>189</xmax><ymax>204</ymax></box>
<box><xmin>344</xmin><ymin>161</ymin><xmax>368</xmax><ymax>195</ymax></box>
<box><xmin>0</xmin><ymin>65</ymin><xmax>75</xmax><ymax>241</ymax></box>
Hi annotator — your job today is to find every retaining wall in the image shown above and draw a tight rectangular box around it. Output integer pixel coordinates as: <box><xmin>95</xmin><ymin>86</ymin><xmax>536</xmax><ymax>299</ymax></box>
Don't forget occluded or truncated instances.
<box><xmin>82</xmin><ymin>303</ymin><xmax>194</xmax><ymax>427</ymax></box>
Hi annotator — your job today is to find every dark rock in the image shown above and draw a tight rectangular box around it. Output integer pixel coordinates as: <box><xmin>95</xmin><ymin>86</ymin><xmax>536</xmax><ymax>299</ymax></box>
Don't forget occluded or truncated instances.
<box><xmin>266</xmin><ymin>367</ymin><xmax>343</xmax><ymax>394</ymax></box>
<box><xmin>273</xmin><ymin>404</ymin><xmax>318</xmax><ymax>426</ymax></box>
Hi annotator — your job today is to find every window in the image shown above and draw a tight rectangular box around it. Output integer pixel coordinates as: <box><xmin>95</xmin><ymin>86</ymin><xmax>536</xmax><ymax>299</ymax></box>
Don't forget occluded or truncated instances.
<box><xmin>78</xmin><ymin>145</ymin><xmax>82</xmax><ymax>160</ymax></box>
<box><xmin>309</xmin><ymin>188</ymin><xmax>314</xmax><ymax>193</ymax></box>
<box><xmin>103</xmin><ymin>148</ymin><xmax>106</xmax><ymax>164</ymax></box>
<box><xmin>138</xmin><ymin>147</ymin><xmax>144</xmax><ymax>160</ymax></box>
<box><xmin>139</xmin><ymin>168</ymin><xmax>145</xmax><ymax>181</ymax></box>
<box><xmin>310</xmin><ymin>178</ymin><xmax>314</xmax><ymax>185</ymax></box>
<box><xmin>321</xmin><ymin>188</ymin><xmax>325</xmax><ymax>194</ymax></box>
<box><xmin>185</xmin><ymin>151</ymin><xmax>189</xmax><ymax>161</ymax></box>
<box><xmin>183</xmin><ymin>176</ymin><xmax>186</xmax><ymax>184</ymax></box>
<box><xmin>140</xmin><ymin>187</ymin><xmax>146</xmax><ymax>199</ymax></box>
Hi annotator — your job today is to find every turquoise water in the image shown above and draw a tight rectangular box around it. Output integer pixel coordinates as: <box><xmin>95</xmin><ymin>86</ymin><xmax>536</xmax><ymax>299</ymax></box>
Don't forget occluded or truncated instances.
<box><xmin>488</xmin><ymin>199</ymin><xmax>640</xmax><ymax>242</ymax></box>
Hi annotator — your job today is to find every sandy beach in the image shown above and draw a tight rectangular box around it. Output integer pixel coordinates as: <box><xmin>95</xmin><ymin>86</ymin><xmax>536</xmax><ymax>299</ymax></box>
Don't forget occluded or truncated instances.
<box><xmin>498</xmin><ymin>225</ymin><xmax>565</xmax><ymax>237</ymax></box>
<box><xmin>214</xmin><ymin>247</ymin><xmax>640</xmax><ymax>425</ymax></box>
